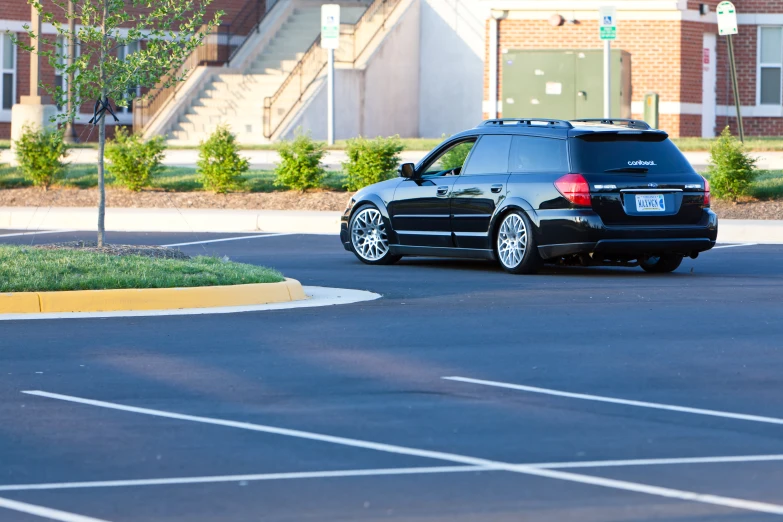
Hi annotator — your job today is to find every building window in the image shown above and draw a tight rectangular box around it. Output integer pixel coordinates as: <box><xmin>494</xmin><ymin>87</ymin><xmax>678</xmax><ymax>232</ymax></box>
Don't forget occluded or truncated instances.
<box><xmin>116</xmin><ymin>41</ymin><xmax>140</xmax><ymax>114</ymax></box>
<box><xmin>759</xmin><ymin>27</ymin><xmax>782</xmax><ymax>105</ymax></box>
<box><xmin>1</xmin><ymin>33</ymin><xmax>16</xmax><ymax>110</ymax></box>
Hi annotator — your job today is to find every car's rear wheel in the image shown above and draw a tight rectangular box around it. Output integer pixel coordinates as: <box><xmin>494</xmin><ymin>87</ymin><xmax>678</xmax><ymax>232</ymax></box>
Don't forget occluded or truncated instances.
<box><xmin>349</xmin><ymin>205</ymin><xmax>401</xmax><ymax>265</ymax></box>
<box><xmin>639</xmin><ymin>253</ymin><xmax>683</xmax><ymax>273</ymax></box>
<box><xmin>495</xmin><ymin>210</ymin><xmax>541</xmax><ymax>274</ymax></box>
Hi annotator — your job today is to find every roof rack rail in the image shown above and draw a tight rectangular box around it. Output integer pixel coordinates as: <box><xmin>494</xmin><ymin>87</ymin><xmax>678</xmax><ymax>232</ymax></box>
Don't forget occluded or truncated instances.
<box><xmin>570</xmin><ymin>118</ymin><xmax>652</xmax><ymax>130</ymax></box>
<box><xmin>479</xmin><ymin>118</ymin><xmax>573</xmax><ymax>128</ymax></box>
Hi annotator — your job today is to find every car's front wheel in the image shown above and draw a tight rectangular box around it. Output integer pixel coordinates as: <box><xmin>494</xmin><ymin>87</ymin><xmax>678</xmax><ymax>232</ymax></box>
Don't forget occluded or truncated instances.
<box><xmin>349</xmin><ymin>205</ymin><xmax>401</xmax><ymax>265</ymax></box>
<box><xmin>639</xmin><ymin>253</ymin><xmax>683</xmax><ymax>273</ymax></box>
<box><xmin>495</xmin><ymin>210</ymin><xmax>541</xmax><ymax>274</ymax></box>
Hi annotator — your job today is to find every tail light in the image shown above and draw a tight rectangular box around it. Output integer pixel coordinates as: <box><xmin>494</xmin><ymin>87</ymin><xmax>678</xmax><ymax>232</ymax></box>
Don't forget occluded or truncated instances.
<box><xmin>555</xmin><ymin>173</ymin><xmax>591</xmax><ymax>207</ymax></box>
<box><xmin>702</xmin><ymin>177</ymin><xmax>711</xmax><ymax>207</ymax></box>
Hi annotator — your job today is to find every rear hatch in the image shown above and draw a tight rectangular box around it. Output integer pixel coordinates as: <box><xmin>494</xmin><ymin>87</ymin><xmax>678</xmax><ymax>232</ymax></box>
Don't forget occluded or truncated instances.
<box><xmin>569</xmin><ymin>130</ymin><xmax>707</xmax><ymax>226</ymax></box>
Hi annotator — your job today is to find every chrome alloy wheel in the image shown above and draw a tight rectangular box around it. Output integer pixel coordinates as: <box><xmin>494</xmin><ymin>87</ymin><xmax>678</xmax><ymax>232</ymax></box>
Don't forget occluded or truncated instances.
<box><xmin>497</xmin><ymin>213</ymin><xmax>528</xmax><ymax>268</ymax></box>
<box><xmin>351</xmin><ymin>207</ymin><xmax>390</xmax><ymax>261</ymax></box>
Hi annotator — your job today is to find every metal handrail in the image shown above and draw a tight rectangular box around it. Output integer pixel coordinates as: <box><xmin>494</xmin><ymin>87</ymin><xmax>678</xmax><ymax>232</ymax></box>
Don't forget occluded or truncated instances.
<box><xmin>263</xmin><ymin>0</ymin><xmax>402</xmax><ymax>139</ymax></box>
<box><xmin>133</xmin><ymin>0</ymin><xmax>279</xmax><ymax>135</ymax></box>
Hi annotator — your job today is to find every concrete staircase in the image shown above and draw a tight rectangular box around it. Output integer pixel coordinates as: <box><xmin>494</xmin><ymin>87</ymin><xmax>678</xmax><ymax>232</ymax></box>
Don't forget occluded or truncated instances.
<box><xmin>166</xmin><ymin>4</ymin><xmax>368</xmax><ymax>145</ymax></box>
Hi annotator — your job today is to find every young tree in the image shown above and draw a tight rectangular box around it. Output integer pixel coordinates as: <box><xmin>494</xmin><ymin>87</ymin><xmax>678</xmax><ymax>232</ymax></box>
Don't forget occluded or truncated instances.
<box><xmin>16</xmin><ymin>0</ymin><xmax>222</xmax><ymax>246</ymax></box>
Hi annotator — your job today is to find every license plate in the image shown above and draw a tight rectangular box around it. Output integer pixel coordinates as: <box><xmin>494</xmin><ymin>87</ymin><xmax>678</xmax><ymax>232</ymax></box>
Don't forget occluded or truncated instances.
<box><xmin>635</xmin><ymin>194</ymin><xmax>665</xmax><ymax>212</ymax></box>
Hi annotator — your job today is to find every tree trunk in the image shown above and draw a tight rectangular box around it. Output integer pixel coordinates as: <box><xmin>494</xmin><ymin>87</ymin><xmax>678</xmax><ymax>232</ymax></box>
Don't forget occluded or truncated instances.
<box><xmin>97</xmin><ymin>0</ymin><xmax>108</xmax><ymax>247</ymax></box>
<box><xmin>97</xmin><ymin>107</ymin><xmax>106</xmax><ymax>247</ymax></box>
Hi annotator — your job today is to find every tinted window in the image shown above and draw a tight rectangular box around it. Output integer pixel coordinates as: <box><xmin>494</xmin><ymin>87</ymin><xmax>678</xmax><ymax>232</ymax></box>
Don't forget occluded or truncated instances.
<box><xmin>462</xmin><ymin>135</ymin><xmax>512</xmax><ymax>175</ymax></box>
<box><xmin>422</xmin><ymin>140</ymin><xmax>476</xmax><ymax>176</ymax></box>
<box><xmin>569</xmin><ymin>134</ymin><xmax>695</xmax><ymax>174</ymax></box>
<box><xmin>509</xmin><ymin>136</ymin><xmax>568</xmax><ymax>173</ymax></box>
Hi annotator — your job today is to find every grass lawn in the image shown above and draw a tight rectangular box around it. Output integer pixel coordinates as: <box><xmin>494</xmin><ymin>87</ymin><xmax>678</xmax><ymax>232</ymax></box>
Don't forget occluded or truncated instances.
<box><xmin>0</xmin><ymin>245</ymin><xmax>284</xmax><ymax>292</ymax></box>
<box><xmin>672</xmin><ymin>137</ymin><xmax>783</xmax><ymax>151</ymax></box>
<box><xmin>6</xmin><ymin>136</ymin><xmax>783</xmax><ymax>151</ymax></box>
<box><xmin>0</xmin><ymin>138</ymin><xmax>445</xmax><ymax>151</ymax></box>
<box><xmin>0</xmin><ymin>164</ymin><xmax>349</xmax><ymax>192</ymax></box>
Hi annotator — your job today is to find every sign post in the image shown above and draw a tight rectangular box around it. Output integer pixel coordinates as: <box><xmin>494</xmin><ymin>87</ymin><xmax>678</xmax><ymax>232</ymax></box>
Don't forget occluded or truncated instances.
<box><xmin>717</xmin><ymin>1</ymin><xmax>743</xmax><ymax>142</ymax></box>
<box><xmin>599</xmin><ymin>6</ymin><xmax>616</xmax><ymax>119</ymax></box>
<box><xmin>321</xmin><ymin>4</ymin><xmax>340</xmax><ymax>145</ymax></box>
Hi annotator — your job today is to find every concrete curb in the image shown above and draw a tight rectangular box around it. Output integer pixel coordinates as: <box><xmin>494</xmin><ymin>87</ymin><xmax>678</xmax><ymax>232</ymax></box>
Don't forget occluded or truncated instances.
<box><xmin>2</xmin><ymin>206</ymin><xmax>783</xmax><ymax>244</ymax></box>
<box><xmin>716</xmin><ymin>219</ymin><xmax>783</xmax><ymax>244</ymax></box>
<box><xmin>0</xmin><ymin>207</ymin><xmax>343</xmax><ymax>234</ymax></box>
<box><xmin>0</xmin><ymin>278</ymin><xmax>306</xmax><ymax>314</ymax></box>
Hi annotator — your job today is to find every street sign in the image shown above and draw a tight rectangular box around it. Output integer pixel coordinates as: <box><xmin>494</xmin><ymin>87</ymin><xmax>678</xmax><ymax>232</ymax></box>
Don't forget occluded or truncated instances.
<box><xmin>321</xmin><ymin>4</ymin><xmax>341</xmax><ymax>49</ymax></box>
<box><xmin>599</xmin><ymin>6</ymin><xmax>617</xmax><ymax>40</ymax></box>
<box><xmin>717</xmin><ymin>1</ymin><xmax>738</xmax><ymax>36</ymax></box>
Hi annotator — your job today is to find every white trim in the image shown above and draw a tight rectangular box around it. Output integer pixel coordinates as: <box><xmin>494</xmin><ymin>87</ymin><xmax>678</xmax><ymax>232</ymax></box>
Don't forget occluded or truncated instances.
<box><xmin>739</xmin><ymin>14</ymin><xmax>783</xmax><ymax>25</ymax></box>
<box><xmin>0</xmin><ymin>20</ymin><xmax>136</xmax><ymax>37</ymax></box>
<box><xmin>717</xmin><ymin>104</ymin><xmax>783</xmax><ymax>117</ymax></box>
<box><xmin>630</xmin><ymin>101</ymin><xmax>702</xmax><ymax>115</ymax></box>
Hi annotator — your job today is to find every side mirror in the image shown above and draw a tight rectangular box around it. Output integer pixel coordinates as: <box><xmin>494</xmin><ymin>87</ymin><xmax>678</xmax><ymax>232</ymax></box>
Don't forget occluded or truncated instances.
<box><xmin>399</xmin><ymin>163</ymin><xmax>416</xmax><ymax>179</ymax></box>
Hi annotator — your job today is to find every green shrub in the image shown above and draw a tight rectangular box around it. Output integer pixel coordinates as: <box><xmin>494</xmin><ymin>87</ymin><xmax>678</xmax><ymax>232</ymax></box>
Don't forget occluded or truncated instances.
<box><xmin>273</xmin><ymin>130</ymin><xmax>326</xmax><ymax>192</ymax></box>
<box><xmin>105</xmin><ymin>127</ymin><xmax>166</xmax><ymax>191</ymax></box>
<box><xmin>14</xmin><ymin>125</ymin><xmax>69</xmax><ymax>191</ymax></box>
<box><xmin>706</xmin><ymin>126</ymin><xmax>758</xmax><ymax>200</ymax></box>
<box><xmin>343</xmin><ymin>135</ymin><xmax>404</xmax><ymax>191</ymax></box>
<box><xmin>197</xmin><ymin>125</ymin><xmax>249</xmax><ymax>193</ymax></box>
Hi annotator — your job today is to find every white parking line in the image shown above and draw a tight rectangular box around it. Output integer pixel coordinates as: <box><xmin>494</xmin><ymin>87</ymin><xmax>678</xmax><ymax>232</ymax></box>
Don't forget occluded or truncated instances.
<box><xmin>0</xmin><ymin>496</ymin><xmax>110</xmax><ymax>522</ymax></box>
<box><xmin>442</xmin><ymin>376</ymin><xmax>783</xmax><ymax>426</ymax></box>
<box><xmin>162</xmin><ymin>233</ymin><xmax>294</xmax><ymax>247</ymax></box>
<box><xmin>712</xmin><ymin>243</ymin><xmax>759</xmax><ymax>249</ymax></box>
<box><xmin>3</xmin><ymin>454</ymin><xmax>783</xmax><ymax>492</ymax></box>
<box><xmin>0</xmin><ymin>229</ymin><xmax>77</xmax><ymax>239</ymax></box>
<box><xmin>22</xmin><ymin>390</ymin><xmax>783</xmax><ymax>516</ymax></box>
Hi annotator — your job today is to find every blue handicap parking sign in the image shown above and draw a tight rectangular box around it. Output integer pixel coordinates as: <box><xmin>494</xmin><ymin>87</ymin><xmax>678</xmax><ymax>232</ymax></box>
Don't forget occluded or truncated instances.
<box><xmin>603</xmin><ymin>15</ymin><xmax>612</xmax><ymax>25</ymax></box>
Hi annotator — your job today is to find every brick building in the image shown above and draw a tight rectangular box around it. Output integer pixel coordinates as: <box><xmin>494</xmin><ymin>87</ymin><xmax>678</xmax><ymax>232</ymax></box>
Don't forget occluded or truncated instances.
<box><xmin>0</xmin><ymin>0</ymin><xmax>243</xmax><ymax>140</ymax></box>
<box><xmin>482</xmin><ymin>0</ymin><xmax>783</xmax><ymax>137</ymax></box>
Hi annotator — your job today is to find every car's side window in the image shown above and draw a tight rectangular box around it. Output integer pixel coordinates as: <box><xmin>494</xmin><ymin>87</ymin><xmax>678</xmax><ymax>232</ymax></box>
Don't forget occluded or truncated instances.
<box><xmin>461</xmin><ymin>135</ymin><xmax>512</xmax><ymax>176</ymax></box>
<box><xmin>421</xmin><ymin>139</ymin><xmax>477</xmax><ymax>177</ymax></box>
<box><xmin>509</xmin><ymin>135</ymin><xmax>569</xmax><ymax>173</ymax></box>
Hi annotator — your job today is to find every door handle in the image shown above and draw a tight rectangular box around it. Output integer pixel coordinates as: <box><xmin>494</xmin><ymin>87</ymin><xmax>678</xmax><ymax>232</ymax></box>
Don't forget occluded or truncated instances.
<box><xmin>436</xmin><ymin>186</ymin><xmax>449</xmax><ymax>197</ymax></box>
<box><xmin>491</xmin><ymin>184</ymin><xmax>503</xmax><ymax>194</ymax></box>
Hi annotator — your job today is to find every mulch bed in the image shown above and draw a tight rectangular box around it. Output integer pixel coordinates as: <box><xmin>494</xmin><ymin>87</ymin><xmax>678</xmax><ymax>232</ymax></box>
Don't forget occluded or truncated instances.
<box><xmin>1</xmin><ymin>187</ymin><xmax>782</xmax><ymax>219</ymax></box>
<box><xmin>0</xmin><ymin>187</ymin><xmax>347</xmax><ymax>212</ymax></box>
<box><xmin>35</xmin><ymin>241</ymin><xmax>190</xmax><ymax>259</ymax></box>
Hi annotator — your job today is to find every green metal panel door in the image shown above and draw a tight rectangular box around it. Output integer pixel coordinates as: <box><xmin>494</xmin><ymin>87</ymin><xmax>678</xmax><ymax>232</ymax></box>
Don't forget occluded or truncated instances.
<box><xmin>574</xmin><ymin>50</ymin><xmax>625</xmax><ymax>118</ymax></box>
<box><xmin>502</xmin><ymin>51</ymin><xmax>575</xmax><ymax>119</ymax></box>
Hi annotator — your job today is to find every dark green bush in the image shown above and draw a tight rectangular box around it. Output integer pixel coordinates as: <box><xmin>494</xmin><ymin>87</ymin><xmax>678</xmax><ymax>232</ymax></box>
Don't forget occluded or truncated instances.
<box><xmin>105</xmin><ymin>127</ymin><xmax>166</xmax><ymax>191</ymax></box>
<box><xmin>343</xmin><ymin>135</ymin><xmax>404</xmax><ymax>191</ymax></box>
<box><xmin>274</xmin><ymin>130</ymin><xmax>326</xmax><ymax>192</ymax></box>
<box><xmin>14</xmin><ymin>125</ymin><xmax>68</xmax><ymax>191</ymax></box>
<box><xmin>706</xmin><ymin>126</ymin><xmax>758</xmax><ymax>200</ymax></box>
<box><xmin>197</xmin><ymin>125</ymin><xmax>249</xmax><ymax>193</ymax></box>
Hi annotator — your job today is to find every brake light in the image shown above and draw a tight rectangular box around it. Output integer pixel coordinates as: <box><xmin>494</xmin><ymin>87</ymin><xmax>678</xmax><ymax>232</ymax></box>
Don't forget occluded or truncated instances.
<box><xmin>702</xmin><ymin>177</ymin><xmax>711</xmax><ymax>207</ymax></box>
<box><xmin>555</xmin><ymin>173</ymin><xmax>591</xmax><ymax>207</ymax></box>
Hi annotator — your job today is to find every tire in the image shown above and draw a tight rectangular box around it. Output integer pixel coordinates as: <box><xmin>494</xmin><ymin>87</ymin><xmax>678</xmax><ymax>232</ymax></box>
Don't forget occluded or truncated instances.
<box><xmin>349</xmin><ymin>204</ymin><xmax>402</xmax><ymax>265</ymax></box>
<box><xmin>495</xmin><ymin>210</ymin><xmax>541</xmax><ymax>274</ymax></box>
<box><xmin>639</xmin><ymin>253</ymin><xmax>683</xmax><ymax>273</ymax></box>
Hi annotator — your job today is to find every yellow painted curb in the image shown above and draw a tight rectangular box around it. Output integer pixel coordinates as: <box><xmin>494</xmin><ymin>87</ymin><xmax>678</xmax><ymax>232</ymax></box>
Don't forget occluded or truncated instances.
<box><xmin>0</xmin><ymin>278</ymin><xmax>306</xmax><ymax>314</ymax></box>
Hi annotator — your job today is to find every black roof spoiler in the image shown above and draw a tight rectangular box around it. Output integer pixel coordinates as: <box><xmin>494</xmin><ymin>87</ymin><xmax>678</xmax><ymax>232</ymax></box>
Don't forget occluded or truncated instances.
<box><xmin>478</xmin><ymin>118</ymin><xmax>573</xmax><ymax>128</ymax></box>
<box><xmin>570</xmin><ymin>118</ymin><xmax>652</xmax><ymax>130</ymax></box>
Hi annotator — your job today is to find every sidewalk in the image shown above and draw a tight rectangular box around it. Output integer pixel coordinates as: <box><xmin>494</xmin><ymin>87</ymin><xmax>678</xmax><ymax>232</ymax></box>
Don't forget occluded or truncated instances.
<box><xmin>1</xmin><ymin>206</ymin><xmax>781</xmax><ymax>244</ymax></box>
<box><xmin>3</xmin><ymin>149</ymin><xmax>783</xmax><ymax>171</ymax></box>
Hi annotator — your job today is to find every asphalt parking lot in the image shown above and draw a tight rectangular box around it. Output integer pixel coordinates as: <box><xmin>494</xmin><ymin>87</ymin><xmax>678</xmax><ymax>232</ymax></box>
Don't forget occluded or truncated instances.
<box><xmin>1</xmin><ymin>229</ymin><xmax>783</xmax><ymax>521</ymax></box>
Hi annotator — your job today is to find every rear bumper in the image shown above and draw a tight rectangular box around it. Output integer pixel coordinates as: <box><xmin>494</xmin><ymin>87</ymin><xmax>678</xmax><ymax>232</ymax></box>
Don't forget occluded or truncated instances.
<box><xmin>536</xmin><ymin>208</ymin><xmax>718</xmax><ymax>259</ymax></box>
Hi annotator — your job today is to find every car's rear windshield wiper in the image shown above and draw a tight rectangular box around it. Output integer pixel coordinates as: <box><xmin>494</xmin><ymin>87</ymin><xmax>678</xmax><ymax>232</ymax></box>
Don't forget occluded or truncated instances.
<box><xmin>604</xmin><ymin>167</ymin><xmax>649</xmax><ymax>173</ymax></box>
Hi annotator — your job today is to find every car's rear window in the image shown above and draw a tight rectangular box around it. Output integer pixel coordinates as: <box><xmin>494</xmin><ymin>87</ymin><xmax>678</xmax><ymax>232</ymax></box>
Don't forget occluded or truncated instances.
<box><xmin>569</xmin><ymin>133</ymin><xmax>694</xmax><ymax>173</ymax></box>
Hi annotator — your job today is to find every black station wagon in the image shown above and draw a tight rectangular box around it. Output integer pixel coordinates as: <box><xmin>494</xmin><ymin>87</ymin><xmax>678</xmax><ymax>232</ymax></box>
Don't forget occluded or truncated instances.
<box><xmin>340</xmin><ymin>118</ymin><xmax>718</xmax><ymax>274</ymax></box>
